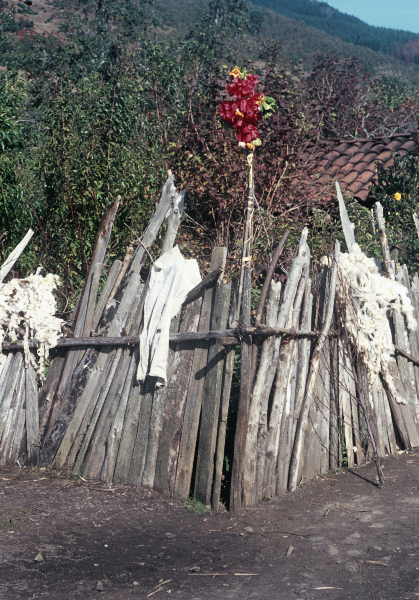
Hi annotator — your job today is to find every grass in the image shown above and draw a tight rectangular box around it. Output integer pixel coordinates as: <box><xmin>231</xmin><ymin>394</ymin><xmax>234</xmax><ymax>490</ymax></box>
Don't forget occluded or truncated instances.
<box><xmin>182</xmin><ymin>497</ymin><xmax>211</xmax><ymax>514</ymax></box>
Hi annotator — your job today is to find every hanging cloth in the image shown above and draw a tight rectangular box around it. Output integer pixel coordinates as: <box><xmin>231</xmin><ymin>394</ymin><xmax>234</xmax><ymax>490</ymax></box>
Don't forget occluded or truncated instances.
<box><xmin>137</xmin><ymin>245</ymin><xmax>201</xmax><ymax>388</ymax></box>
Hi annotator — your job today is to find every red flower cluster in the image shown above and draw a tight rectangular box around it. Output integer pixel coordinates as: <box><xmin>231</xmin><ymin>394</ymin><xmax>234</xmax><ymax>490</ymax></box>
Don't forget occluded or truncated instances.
<box><xmin>219</xmin><ymin>70</ymin><xmax>264</xmax><ymax>147</ymax></box>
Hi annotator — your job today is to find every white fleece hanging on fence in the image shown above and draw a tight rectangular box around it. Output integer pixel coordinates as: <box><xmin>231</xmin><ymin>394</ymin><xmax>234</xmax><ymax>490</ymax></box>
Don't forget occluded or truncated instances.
<box><xmin>137</xmin><ymin>245</ymin><xmax>201</xmax><ymax>388</ymax></box>
<box><xmin>0</xmin><ymin>272</ymin><xmax>64</xmax><ymax>378</ymax></box>
<box><xmin>324</xmin><ymin>244</ymin><xmax>417</xmax><ymax>404</ymax></box>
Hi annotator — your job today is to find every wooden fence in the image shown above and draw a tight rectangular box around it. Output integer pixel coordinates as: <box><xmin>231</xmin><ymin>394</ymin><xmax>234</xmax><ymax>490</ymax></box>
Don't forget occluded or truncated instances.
<box><xmin>1</xmin><ymin>176</ymin><xmax>419</xmax><ymax>514</ymax></box>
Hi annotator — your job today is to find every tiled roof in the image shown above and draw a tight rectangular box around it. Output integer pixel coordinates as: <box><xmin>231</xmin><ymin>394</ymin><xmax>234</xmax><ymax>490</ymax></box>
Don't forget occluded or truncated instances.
<box><xmin>299</xmin><ymin>134</ymin><xmax>419</xmax><ymax>203</ymax></box>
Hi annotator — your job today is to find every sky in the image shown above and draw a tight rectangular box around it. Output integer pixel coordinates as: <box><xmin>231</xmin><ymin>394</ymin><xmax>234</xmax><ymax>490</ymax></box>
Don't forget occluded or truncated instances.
<box><xmin>323</xmin><ymin>0</ymin><xmax>419</xmax><ymax>34</ymax></box>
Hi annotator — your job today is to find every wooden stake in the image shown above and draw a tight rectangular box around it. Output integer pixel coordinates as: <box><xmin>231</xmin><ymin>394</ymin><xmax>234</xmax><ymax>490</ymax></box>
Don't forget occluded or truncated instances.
<box><xmin>289</xmin><ymin>240</ymin><xmax>340</xmax><ymax>492</ymax></box>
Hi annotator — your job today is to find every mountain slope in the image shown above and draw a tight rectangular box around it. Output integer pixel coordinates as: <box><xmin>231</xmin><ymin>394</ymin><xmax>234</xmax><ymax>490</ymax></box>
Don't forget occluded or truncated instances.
<box><xmin>249</xmin><ymin>0</ymin><xmax>419</xmax><ymax>59</ymax></box>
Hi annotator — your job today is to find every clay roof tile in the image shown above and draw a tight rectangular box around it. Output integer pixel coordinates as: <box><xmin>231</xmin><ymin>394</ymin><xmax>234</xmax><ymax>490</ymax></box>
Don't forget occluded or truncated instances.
<box><xmin>334</xmin><ymin>142</ymin><xmax>351</xmax><ymax>153</ymax></box>
<box><xmin>332</xmin><ymin>155</ymin><xmax>350</xmax><ymax>168</ymax></box>
<box><xmin>348</xmin><ymin>180</ymin><xmax>368</xmax><ymax>195</ymax></box>
<box><xmin>355</xmin><ymin>168</ymin><xmax>377</xmax><ymax>185</ymax></box>
<box><xmin>356</xmin><ymin>188</ymin><xmax>371</xmax><ymax>202</ymax></box>
<box><xmin>376</xmin><ymin>149</ymin><xmax>393</xmax><ymax>162</ymax></box>
<box><xmin>359</xmin><ymin>141</ymin><xmax>375</xmax><ymax>153</ymax></box>
<box><xmin>387</xmin><ymin>139</ymin><xmax>403</xmax><ymax>152</ymax></box>
<box><xmin>371</xmin><ymin>143</ymin><xmax>386</xmax><ymax>154</ymax></box>
<box><xmin>340</xmin><ymin>171</ymin><xmax>358</xmax><ymax>186</ymax></box>
<box><xmin>351</xmin><ymin>152</ymin><xmax>366</xmax><ymax>164</ymax></box>
<box><xmin>352</xmin><ymin>161</ymin><xmax>370</xmax><ymax>173</ymax></box>
<box><xmin>343</xmin><ymin>145</ymin><xmax>359</xmax><ymax>158</ymax></box>
<box><xmin>401</xmin><ymin>139</ymin><xmax>418</xmax><ymax>152</ymax></box>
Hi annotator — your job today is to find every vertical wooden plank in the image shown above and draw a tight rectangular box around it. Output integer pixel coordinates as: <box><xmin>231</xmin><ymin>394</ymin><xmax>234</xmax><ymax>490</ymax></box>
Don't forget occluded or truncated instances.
<box><xmin>329</xmin><ymin>334</ymin><xmax>340</xmax><ymax>470</ymax></box>
<box><xmin>194</xmin><ymin>282</ymin><xmax>230</xmax><ymax>505</ymax></box>
<box><xmin>140</xmin><ymin>317</ymin><xmax>181</xmax><ymax>489</ymax></box>
<box><xmin>275</xmin><ymin>337</ymin><xmax>299</xmax><ymax>495</ymax></box>
<box><xmin>50</xmin><ymin>198</ymin><xmax>120</xmax><ymax>407</ymax></box>
<box><xmin>289</xmin><ymin>240</ymin><xmax>339</xmax><ymax>492</ymax></box>
<box><xmin>0</xmin><ymin>367</ymin><xmax>25</xmax><ymax>465</ymax></box>
<box><xmin>409</xmin><ymin>274</ymin><xmax>419</xmax><ymax>408</ymax></box>
<box><xmin>0</xmin><ymin>353</ymin><xmax>23</xmax><ymax>443</ymax></box>
<box><xmin>318</xmin><ymin>339</ymin><xmax>331</xmax><ymax>473</ymax></box>
<box><xmin>173</xmin><ymin>248</ymin><xmax>227</xmax><ymax>500</ymax></box>
<box><xmin>82</xmin><ymin>348</ymin><xmax>133</xmax><ymax>479</ymax></box>
<box><xmin>100</xmin><ymin>351</ymin><xmax>138</xmax><ymax>483</ymax></box>
<box><xmin>52</xmin><ymin>349</ymin><xmax>115</xmax><ymax>469</ymax></box>
<box><xmin>82</xmin><ymin>261</ymin><xmax>102</xmax><ymax>339</ymax></box>
<box><xmin>152</xmin><ymin>301</ymin><xmax>203</xmax><ymax>496</ymax></box>
<box><xmin>267</xmin><ymin>267</ymin><xmax>308</xmax><ymax>497</ymax></box>
<box><xmin>128</xmin><ymin>310</ymin><xmax>193</xmax><ymax>489</ymax></box>
<box><xmin>379</xmin><ymin>377</ymin><xmax>397</xmax><ymax>454</ymax></box>
<box><xmin>211</xmin><ymin>280</ymin><xmax>237</xmax><ymax>510</ymax></box>
<box><xmin>339</xmin><ymin>340</ymin><xmax>355</xmax><ymax>468</ymax></box>
<box><xmin>25</xmin><ymin>365</ymin><xmax>39</xmax><ymax>465</ymax></box>
<box><xmin>254</xmin><ymin>285</ymin><xmax>283</xmax><ymax>502</ymax></box>
<box><xmin>241</xmin><ymin>280</ymin><xmax>282</xmax><ymax>507</ymax></box>
<box><xmin>92</xmin><ymin>260</ymin><xmax>122</xmax><ymax>331</ymax></box>
<box><xmin>41</xmin><ymin>348</ymin><xmax>100</xmax><ymax>468</ymax></box>
<box><xmin>71</xmin><ymin>349</ymin><xmax>120</xmax><ymax>475</ymax></box>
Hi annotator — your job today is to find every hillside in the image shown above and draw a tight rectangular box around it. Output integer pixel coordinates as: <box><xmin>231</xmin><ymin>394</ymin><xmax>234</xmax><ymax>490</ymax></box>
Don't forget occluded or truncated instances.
<box><xmin>250</xmin><ymin>0</ymin><xmax>419</xmax><ymax>61</ymax></box>
<box><xmin>1</xmin><ymin>0</ymin><xmax>418</xmax><ymax>76</ymax></box>
<box><xmin>152</xmin><ymin>0</ymin><xmax>419</xmax><ymax>75</ymax></box>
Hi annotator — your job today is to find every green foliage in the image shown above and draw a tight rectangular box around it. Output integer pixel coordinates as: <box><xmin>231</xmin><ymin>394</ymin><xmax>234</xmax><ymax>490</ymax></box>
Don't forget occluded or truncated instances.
<box><xmin>370</xmin><ymin>154</ymin><xmax>419</xmax><ymax>275</ymax></box>
<box><xmin>0</xmin><ymin>72</ymin><xmax>38</xmax><ymax>261</ymax></box>
<box><xmin>39</xmin><ymin>55</ymin><xmax>169</xmax><ymax>300</ymax></box>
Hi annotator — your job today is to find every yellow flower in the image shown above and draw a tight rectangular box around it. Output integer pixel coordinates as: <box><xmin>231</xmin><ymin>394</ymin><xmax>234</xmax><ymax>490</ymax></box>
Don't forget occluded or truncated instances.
<box><xmin>235</xmin><ymin>109</ymin><xmax>244</xmax><ymax>117</ymax></box>
<box><xmin>230</xmin><ymin>67</ymin><xmax>241</xmax><ymax>79</ymax></box>
<box><xmin>255</xmin><ymin>95</ymin><xmax>265</xmax><ymax>106</ymax></box>
<box><xmin>383</xmin><ymin>218</ymin><xmax>386</xmax><ymax>223</ymax></box>
<box><xmin>394</xmin><ymin>192</ymin><xmax>402</xmax><ymax>201</ymax></box>
<box><xmin>246</xmin><ymin>142</ymin><xmax>255</xmax><ymax>150</ymax></box>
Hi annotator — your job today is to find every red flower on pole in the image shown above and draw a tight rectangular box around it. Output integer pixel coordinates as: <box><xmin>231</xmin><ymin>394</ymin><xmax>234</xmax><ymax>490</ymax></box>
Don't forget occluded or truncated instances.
<box><xmin>220</xmin><ymin>69</ymin><xmax>263</xmax><ymax>148</ymax></box>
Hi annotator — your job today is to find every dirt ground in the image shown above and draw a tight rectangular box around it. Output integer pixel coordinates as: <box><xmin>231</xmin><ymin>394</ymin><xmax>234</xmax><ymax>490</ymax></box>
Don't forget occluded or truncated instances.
<box><xmin>0</xmin><ymin>453</ymin><xmax>419</xmax><ymax>600</ymax></box>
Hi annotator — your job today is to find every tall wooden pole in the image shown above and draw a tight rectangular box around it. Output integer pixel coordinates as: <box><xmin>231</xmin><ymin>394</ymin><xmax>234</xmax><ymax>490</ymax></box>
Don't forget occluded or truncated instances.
<box><xmin>230</xmin><ymin>152</ymin><xmax>254</xmax><ymax>514</ymax></box>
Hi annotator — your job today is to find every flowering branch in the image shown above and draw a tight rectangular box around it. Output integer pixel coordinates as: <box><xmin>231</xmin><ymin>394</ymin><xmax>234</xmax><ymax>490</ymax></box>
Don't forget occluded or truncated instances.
<box><xmin>219</xmin><ymin>66</ymin><xmax>277</xmax><ymax>149</ymax></box>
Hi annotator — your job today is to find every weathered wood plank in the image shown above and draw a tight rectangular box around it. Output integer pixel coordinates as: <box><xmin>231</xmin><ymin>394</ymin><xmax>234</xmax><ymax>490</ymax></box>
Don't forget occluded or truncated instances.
<box><xmin>253</xmin><ymin>283</ymin><xmax>283</xmax><ymax>502</ymax></box>
<box><xmin>339</xmin><ymin>340</ymin><xmax>355</xmax><ymax>468</ymax></box>
<box><xmin>289</xmin><ymin>240</ymin><xmax>339</xmax><ymax>492</ymax></box>
<box><xmin>38</xmin><ymin>355</ymin><xmax>66</xmax><ymax>443</ymax></box>
<box><xmin>250</xmin><ymin>232</ymin><xmax>289</xmax><ymax>386</ymax></box>
<box><xmin>61</xmin><ymin>349</ymin><xmax>116</xmax><ymax>469</ymax></box>
<box><xmin>0</xmin><ymin>367</ymin><xmax>25</xmax><ymax>465</ymax></box>
<box><xmin>92</xmin><ymin>260</ymin><xmax>122</xmax><ymax>332</ymax></box>
<box><xmin>242</xmin><ymin>280</ymin><xmax>282</xmax><ymax>507</ymax></box>
<box><xmin>264</xmin><ymin>264</ymin><xmax>308</xmax><ymax>498</ymax></box>
<box><xmin>375</xmin><ymin>202</ymin><xmax>395</xmax><ymax>279</ymax></box>
<box><xmin>54</xmin><ymin>198</ymin><xmax>120</xmax><ymax>398</ymax></box>
<box><xmin>173</xmin><ymin>248</ymin><xmax>226</xmax><ymax>500</ymax></box>
<box><xmin>0</xmin><ymin>229</ymin><xmax>34</xmax><ymax>283</ymax></box>
<box><xmin>194</xmin><ymin>281</ymin><xmax>230</xmax><ymax>505</ymax></box>
<box><xmin>0</xmin><ymin>353</ymin><xmax>23</xmax><ymax>443</ymax></box>
<box><xmin>329</xmin><ymin>334</ymin><xmax>340</xmax><ymax>469</ymax></box>
<box><xmin>100</xmin><ymin>351</ymin><xmax>138</xmax><ymax>483</ymax></box>
<box><xmin>25</xmin><ymin>366</ymin><xmax>39</xmax><ymax>465</ymax></box>
<box><xmin>71</xmin><ymin>349</ymin><xmax>120</xmax><ymax>476</ymax></box>
<box><xmin>211</xmin><ymin>280</ymin><xmax>238</xmax><ymax>510</ymax></box>
<box><xmin>274</xmin><ymin>263</ymin><xmax>310</xmax><ymax>495</ymax></box>
<box><xmin>140</xmin><ymin>317</ymin><xmax>181</xmax><ymax>489</ymax></box>
<box><xmin>151</xmin><ymin>301</ymin><xmax>202</xmax><ymax>496</ymax></box>
<box><xmin>161</xmin><ymin>190</ymin><xmax>184</xmax><ymax>255</ymax></box>
<box><xmin>82</xmin><ymin>261</ymin><xmax>102</xmax><ymax>339</ymax></box>
<box><xmin>40</xmin><ymin>348</ymin><xmax>100</xmax><ymax>467</ymax></box>
<box><xmin>336</xmin><ymin>181</ymin><xmax>356</xmax><ymax>252</ymax></box>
